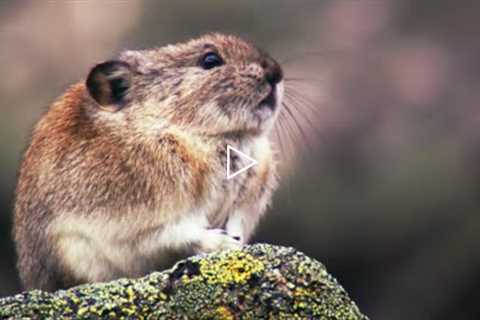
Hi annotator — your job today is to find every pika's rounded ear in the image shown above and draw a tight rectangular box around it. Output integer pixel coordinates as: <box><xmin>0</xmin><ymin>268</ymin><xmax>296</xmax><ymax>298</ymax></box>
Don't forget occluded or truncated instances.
<box><xmin>86</xmin><ymin>60</ymin><xmax>132</xmax><ymax>112</ymax></box>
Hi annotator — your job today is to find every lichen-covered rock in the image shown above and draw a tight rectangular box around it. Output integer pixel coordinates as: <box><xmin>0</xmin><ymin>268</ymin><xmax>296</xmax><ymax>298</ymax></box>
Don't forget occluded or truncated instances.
<box><xmin>0</xmin><ymin>244</ymin><xmax>368</xmax><ymax>319</ymax></box>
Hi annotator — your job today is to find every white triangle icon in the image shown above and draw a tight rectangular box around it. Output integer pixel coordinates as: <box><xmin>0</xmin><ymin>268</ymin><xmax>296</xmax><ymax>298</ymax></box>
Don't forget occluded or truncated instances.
<box><xmin>226</xmin><ymin>145</ymin><xmax>258</xmax><ymax>180</ymax></box>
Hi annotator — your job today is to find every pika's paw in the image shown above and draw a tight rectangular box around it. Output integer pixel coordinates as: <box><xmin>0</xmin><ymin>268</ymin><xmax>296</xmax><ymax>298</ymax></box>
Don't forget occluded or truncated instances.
<box><xmin>196</xmin><ymin>229</ymin><xmax>242</xmax><ymax>253</ymax></box>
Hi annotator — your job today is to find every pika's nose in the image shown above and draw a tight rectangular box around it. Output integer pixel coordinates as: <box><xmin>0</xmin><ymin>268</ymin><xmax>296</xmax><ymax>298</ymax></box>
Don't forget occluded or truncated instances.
<box><xmin>262</xmin><ymin>55</ymin><xmax>283</xmax><ymax>86</ymax></box>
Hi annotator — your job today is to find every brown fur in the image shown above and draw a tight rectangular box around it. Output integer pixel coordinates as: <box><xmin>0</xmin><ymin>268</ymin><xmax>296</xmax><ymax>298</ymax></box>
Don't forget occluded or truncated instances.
<box><xmin>14</xmin><ymin>33</ymin><xmax>282</xmax><ymax>291</ymax></box>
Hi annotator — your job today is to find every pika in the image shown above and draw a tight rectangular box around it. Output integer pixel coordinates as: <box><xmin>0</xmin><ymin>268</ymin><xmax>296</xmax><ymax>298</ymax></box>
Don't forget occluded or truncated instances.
<box><xmin>14</xmin><ymin>33</ymin><xmax>283</xmax><ymax>291</ymax></box>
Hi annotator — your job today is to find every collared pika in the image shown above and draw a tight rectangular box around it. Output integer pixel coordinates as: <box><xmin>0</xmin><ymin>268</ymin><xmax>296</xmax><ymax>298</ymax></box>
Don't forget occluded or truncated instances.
<box><xmin>14</xmin><ymin>33</ymin><xmax>283</xmax><ymax>291</ymax></box>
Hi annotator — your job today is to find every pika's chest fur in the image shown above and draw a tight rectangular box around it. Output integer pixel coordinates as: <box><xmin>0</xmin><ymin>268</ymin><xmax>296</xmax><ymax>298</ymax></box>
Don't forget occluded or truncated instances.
<box><xmin>157</xmin><ymin>130</ymin><xmax>273</xmax><ymax>223</ymax></box>
<box><xmin>207</xmin><ymin>138</ymin><xmax>264</xmax><ymax>227</ymax></box>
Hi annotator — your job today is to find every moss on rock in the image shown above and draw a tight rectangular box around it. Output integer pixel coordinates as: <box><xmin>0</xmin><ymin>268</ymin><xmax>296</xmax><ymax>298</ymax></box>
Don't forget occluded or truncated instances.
<box><xmin>0</xmin><ymin>244</ymin><xmax>368</xmax><ymax>319</ymax></box>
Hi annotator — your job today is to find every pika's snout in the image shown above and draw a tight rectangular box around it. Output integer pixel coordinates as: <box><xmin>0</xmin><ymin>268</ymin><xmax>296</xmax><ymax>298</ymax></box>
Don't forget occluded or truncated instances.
<box><xmin>256</xmin><ymin>53</ymin><xmax>284</xmax><ymax>112</ymax></box>
<box><xmin>261</xmin><ymin>54</ymin><xmax>283</xmax><ymax>87</ymax></box>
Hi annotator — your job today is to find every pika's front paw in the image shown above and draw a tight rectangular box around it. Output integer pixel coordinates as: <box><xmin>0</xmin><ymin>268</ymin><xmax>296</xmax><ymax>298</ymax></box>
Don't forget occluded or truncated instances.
<box><xmin>196</xmin><ymin>229</ymin><xmax>242</xmax><ymax>254</ymax></box>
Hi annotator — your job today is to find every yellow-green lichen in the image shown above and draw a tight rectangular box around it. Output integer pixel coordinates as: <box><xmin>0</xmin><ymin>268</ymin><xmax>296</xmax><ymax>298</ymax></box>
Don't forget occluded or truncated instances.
<box><xmin>214</xmin><ymin>306</ymin><xmax>234</xmax><ymax>320</ymax></box>
<box><xmin>197</xmin><ymin>250</ymin><xmax>264</xmax><ymax>285</ymax></box>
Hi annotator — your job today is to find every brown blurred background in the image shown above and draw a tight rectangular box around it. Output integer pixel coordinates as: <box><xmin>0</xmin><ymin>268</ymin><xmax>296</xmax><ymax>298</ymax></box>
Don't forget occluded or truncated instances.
<box><xmin>1</xmin><ymin>1</ymin><xmax>480</xmax><ymax>319</ymax></box>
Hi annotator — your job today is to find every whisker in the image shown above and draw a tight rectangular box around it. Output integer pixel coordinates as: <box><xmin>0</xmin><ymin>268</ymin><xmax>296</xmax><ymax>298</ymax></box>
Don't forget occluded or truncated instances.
<box><xmin>284</xmin><ymin>91</ymin><xmax>319</xmax><ymax>116</ymax></box>
<box><xmin>278</xmin><ymin>112</ymin><xmax>298</xmax><ymax>160</ymax></box>
<box><xmin>278</xmin><ymin>105</ymin><xmax>304</xmax><ymax>159</ymax></box>
<box><xmin>285</xmin><ymin>87</ymin><xmax>326</xmax><ymax>118</ymax></box>
<box><xmin>273</xmin><ymin>114</ymin><xmax>295</xmax><ymax>204</ymax></box>
<box><xmin>284</xmin><ymin>93</ymin><xmax>353</xmax><ymax>130</ymax></box>
<box><xmin>282</xmin><ymin>102</ymin><xmax>317</xmax><ymax>155</ymax></box>
<box><xmin>284</xmin><ymin>99</ymin><xmax>316</xmax><ymax>121</ymax></box>
<box><xmin>285</xmin><ymin>86</ymin><xmax>318</xmax><ymax>107</ymax></box>
<box><xmin>284</xmin><ymin>77</ymin><xmax>323</xmax><ymax>83</ymax></box>
<box><xmin>283</xmin><ymin>96</ymin><xmax>319</xmax><ymax>132</ymax></box>
<box><xmin>274</xmin><ymin>118</ymin><xmax>286</xmax><ymax>161</ymax></box>
<box><xmin>281</xmin><ymin>103</ymin><xmax>333</xmax><ymax>149</ymax></box>
<box><xmin>283</xmin><ymin>103</ymin><xmax>309</xmax><ymax>139</ymax></box>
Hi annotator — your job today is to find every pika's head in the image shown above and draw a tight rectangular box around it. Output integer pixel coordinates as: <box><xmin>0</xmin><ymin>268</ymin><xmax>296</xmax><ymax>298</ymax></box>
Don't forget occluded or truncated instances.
<box><xmin>85</xmin><ymin>33</ymin><xmax>283</xmax><ymax>137</ymax></box>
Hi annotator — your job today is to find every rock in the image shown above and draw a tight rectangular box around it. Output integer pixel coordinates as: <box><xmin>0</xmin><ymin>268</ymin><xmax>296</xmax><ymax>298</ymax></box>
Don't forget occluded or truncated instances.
<box><xmin>0</xmin><ymin>244</ymin><xmax>368</xmax><ymax>319</ymax></box>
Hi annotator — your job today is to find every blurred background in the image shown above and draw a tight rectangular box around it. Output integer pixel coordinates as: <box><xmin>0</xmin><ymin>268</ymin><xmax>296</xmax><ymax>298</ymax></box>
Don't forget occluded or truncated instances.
<box><xmin>1</xmin><ymin>1</ymin><xmax>479</xmax><ymax>319</ymax></box>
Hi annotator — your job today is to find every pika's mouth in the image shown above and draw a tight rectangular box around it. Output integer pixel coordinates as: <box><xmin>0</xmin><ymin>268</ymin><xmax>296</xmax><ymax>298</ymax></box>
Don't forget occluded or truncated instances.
<box><xmin>257</xmin><ymin>87</ymin><xmax>277</xmax><ymax>111</ymax></box>
<box><xmin>253</xmin><ymin>82</ymin><xmax>283</xmax><ymax>124</ymax></box>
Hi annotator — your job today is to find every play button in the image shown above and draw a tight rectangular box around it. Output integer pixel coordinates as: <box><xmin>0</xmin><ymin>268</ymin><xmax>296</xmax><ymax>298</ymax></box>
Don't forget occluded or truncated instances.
<box><xmin>226</xmin><ymin>145</ymin><xmax>258</xmax><ymax>179</ymax></box>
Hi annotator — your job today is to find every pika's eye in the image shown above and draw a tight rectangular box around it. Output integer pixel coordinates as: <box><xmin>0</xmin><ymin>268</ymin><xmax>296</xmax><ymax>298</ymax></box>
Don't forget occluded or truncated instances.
<box><xmin>200</xmin><ymin>52</ymin><xmax>224</xmax><ymax>70</ymax></box>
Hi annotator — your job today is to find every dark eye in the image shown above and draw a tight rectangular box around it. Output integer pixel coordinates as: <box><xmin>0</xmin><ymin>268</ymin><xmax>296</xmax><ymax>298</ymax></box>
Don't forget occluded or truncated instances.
<box><xmin>200</xmin><ymin>52</ymin><xmax>224</xmax><ymax>70</ymax></box>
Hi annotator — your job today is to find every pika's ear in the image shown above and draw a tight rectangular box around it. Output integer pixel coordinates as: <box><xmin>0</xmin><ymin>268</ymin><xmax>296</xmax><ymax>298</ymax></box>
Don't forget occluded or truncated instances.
<box><xmin>86</xmin><ymin>60</ymin><xmax>132</xmax><ymax>112</ymax></box>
